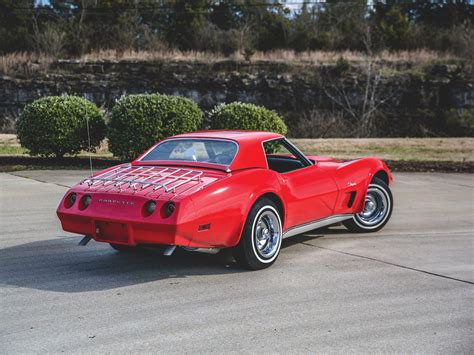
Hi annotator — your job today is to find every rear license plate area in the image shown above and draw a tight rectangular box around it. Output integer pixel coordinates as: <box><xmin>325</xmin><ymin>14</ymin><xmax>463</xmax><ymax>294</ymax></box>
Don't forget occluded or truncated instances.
<box><xmin>95</xmin><ymin>221</ymin><xmax>128</xmax><ymax>243</ymax></box>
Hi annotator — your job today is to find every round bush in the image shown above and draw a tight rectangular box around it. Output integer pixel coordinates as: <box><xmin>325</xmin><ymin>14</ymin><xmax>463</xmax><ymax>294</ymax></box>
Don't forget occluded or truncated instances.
<box><xmin>16</xmin><ymin>95</ymin><xmax>106</xmax><ymax>158</ymax></box>
<box><xmin>208</xmin><ymin>102</ymin><xmax>287</xmax><ymax>135</ymax></box>
<box><xmin>108</xmin><ymin>94</ymin><xmax>203</xmax><ymax>160</ymax></box>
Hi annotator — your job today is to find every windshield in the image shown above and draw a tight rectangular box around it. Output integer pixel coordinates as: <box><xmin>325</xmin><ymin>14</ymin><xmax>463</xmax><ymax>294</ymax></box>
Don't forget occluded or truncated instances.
<box><xmin>140</xmin><ymin>139</ymin><xmax>238</xmax><ymax>166</ymax></box>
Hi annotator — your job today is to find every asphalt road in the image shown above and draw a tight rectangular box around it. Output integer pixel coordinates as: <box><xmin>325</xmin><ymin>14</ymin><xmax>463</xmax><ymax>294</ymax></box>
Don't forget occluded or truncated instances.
<box><xmin>1</xmin><ymin>170</ymin><xmax>472</xmax><ymax>353</ymax></box>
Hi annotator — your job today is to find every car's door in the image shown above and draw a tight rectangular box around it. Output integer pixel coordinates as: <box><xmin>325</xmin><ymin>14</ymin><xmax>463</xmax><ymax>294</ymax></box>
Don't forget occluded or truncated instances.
<box><xmin>263</xmin><ymin>139</ymin><xmax>339</xmax><ymax>228</ymax></box>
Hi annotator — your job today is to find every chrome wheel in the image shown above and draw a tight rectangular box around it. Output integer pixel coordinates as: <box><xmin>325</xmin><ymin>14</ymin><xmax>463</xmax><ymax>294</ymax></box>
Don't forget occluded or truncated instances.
<box><xmin>253</xmin><ymin>209</ymin><xmax>281</xmax><ymax>260</ymax></box>
<box><xmin>344</xmin><ymin>177</ymin><xmax>393</xmax><ymax>233</ymax></box>
<box><xmin>235</xmin><ymin>199</ymin><xmax>283</xmax><ymax>270</ymax></box>
<box><xmin>356</xmin><ymin>185</ymin><xmax>389</xmax><ymax>227</ymax></box>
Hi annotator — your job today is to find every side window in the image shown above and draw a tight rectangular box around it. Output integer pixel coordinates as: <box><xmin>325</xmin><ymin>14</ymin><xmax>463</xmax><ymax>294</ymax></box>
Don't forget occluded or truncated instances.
<box><xmin>263</xmin><ymin>139</ymin><xmax>310</xmax><ymax>173</ymax></box>
<box><xmin>264</xmin><ymin>141</ymin><xmax>288</xmax><ymax>155</ymax></box>
<box><xmin>263</xmin><ymin>140</ymin><xmax>293</xmax><ymax>156</ymax></box>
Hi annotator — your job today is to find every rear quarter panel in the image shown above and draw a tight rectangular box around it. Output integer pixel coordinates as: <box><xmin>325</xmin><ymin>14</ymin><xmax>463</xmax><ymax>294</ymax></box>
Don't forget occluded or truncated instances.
<box><xmin>187</xmin><ymin>168</ymin><xmax>283</xmax><ymax>248</ymax></box>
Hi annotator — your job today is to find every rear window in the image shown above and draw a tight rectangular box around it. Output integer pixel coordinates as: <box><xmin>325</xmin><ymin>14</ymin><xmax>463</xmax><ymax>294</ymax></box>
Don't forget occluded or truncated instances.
<box><xmin>140</xmin><ymin>139</ymin><xmax>238</xmax><ymax>166</ymax></box>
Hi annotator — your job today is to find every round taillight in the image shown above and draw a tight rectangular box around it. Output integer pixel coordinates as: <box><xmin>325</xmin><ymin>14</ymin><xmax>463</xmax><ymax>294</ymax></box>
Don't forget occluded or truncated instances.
<box><xmin>163</xmin><ymin>201</ymin><xmax>176</xmax><ymax>217</ymax></box>
<box><xmin>79</xmin><ymin>194</ymin><xmax>91</xmax><ymax>210</ymax></box>
<box><xmin>143</xmin><ymin>200</ymin><xmax>156</xmax><ymax>216</ymax></box>
<box><xmin>65</xmin><ymin>192</ymin><xmax>77</xmax><ymax>208</ymax></box>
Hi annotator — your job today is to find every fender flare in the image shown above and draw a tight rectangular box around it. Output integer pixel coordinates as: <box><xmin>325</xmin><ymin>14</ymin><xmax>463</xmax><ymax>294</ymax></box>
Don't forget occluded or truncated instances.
<box><xmin>357</xmin><ymin>160</ymin><xmax>392</xmax><ymax>212</ymax></box>
<box><xmin>234</xmin><ymin>188</ymin><xmax>286</xmax><ymax>246</ymax></box>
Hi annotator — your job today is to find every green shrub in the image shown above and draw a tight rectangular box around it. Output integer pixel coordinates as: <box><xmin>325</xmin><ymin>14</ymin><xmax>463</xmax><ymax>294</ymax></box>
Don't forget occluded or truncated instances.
<box><xmin>108</xmin><ymin>94</ymin><xmax>203</xmax><ymax>160</ymax></box>
<box><xmin>208</xmin><ymin>102</ymin><xmax>287</xmax><ymax>135</ymax></box>
<box><xmin>16</xmin><ymin>95</ymin><xmax>106</xmax><ymax>158</ymax></box>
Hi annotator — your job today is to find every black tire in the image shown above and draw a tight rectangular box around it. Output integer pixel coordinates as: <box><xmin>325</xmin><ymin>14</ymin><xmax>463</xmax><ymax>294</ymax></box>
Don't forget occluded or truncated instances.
<box><xmin>343</xmin><ymin>177</ymin><xmax>393</xmax><ymax>233</ymax></box>
<box><xmin>110</xmin><ymin>243</ymin><xmax>136</xmax><ymax>252</ymax></box>
<box><xmin>233</xmin><ymin>198</ymin><xmax>283</xmax><ymax>270</ymax></box>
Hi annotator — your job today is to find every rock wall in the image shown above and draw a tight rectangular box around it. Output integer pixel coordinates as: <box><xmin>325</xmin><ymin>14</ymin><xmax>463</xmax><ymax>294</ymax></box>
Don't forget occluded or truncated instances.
<box><xmin>1</xmin><ymin>60</ymin><xmax>472</xmax><ymax>136</ymax></box>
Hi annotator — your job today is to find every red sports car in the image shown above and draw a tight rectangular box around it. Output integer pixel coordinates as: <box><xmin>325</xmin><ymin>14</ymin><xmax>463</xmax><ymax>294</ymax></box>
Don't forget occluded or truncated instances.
<box><xmin>57</xmin><ymin>131</ymin><xmax>393</xmax><ymax>270</ymax></box>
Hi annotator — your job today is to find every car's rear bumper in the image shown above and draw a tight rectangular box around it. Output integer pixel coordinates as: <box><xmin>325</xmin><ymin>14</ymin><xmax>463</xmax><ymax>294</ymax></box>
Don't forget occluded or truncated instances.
<box><xmin>57</xmin><ymin>211</ymin><xmax>193</xmax><ymax>247</ymax></box>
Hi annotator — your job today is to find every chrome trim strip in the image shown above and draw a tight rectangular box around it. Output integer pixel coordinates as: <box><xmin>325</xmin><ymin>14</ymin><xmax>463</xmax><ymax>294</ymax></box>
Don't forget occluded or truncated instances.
<box><xmin>283</xmin><ymin>214</ymin><xmax>353</xmax><ymax>239</ymax></box>
<box><xmin>182</xmin><ymin>247</ymin><xmax>221</xmax><ymax>255</ymax></box>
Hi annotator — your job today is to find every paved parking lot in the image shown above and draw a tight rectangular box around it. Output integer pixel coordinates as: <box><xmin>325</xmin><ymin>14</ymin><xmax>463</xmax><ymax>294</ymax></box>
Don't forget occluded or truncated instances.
<box><xmin>0</xmin><ymin>170</ymin><xmax>472</xmax><ymax>353</ymax></box>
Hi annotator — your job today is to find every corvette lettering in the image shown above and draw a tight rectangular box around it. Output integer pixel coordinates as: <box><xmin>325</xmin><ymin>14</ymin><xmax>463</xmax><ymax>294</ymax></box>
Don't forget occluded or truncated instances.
<box><xmin>98</xmin><ymin>199</ymin><xmax>135</xmax><ymax>206</ymax></box>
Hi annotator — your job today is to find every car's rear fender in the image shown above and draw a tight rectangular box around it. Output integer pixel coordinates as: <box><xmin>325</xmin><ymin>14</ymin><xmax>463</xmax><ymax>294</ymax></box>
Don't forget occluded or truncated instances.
<box><xmin>187</xmin><ymin>168</ymin><xmax>284</xmax><ymax>248</ymax></box>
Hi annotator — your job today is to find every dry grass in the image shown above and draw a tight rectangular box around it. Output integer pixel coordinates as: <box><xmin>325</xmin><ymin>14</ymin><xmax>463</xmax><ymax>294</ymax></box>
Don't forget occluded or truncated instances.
<box><xmin>0</xmin><ymin>52</ymin><xmax>54</xmax><ymax>76</ymax></box>
<box><xmin>0</xmin><ymin>134</ymin><xmax>27</xmax><ymax>155</ymax></box>
<box><xmin>293</xmin><ymin>137</ymin><xmax>474</xmax><ymax>162</ymax></box>
<box><xmin>79</xmin><ymin>48</ymin><xmax>457</xmax><ymax>64</ymax></box>
<box><xmin>250</xmin><ymin>49</ymin><xmax>458</xmax><ymax>64</ymax></box>
<box><xmin>1</xmin><ymin>134</ymin><xmax>472</xmax><ymax>162</ymax></box>
<box><xmin>80</xmin><ymin>49</ymin><xmax>223</xmax><ymax>63</ymax></box>
<box><xmin>0</xmin><ymin>134</ymin><xmax>112</xmax><ymax>158</ymax></box>
<box><xmin>0</xmin><ymin>49</ymin><xmax>460</xmax><ymax>76</ymax></box>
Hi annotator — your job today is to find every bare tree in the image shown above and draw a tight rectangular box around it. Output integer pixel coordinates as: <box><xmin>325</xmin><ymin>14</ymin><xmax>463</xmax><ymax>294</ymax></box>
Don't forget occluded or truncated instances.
<box><xmin>323</xmin><ymin>24</ymin><xmax>391</xmax><ymax>137</ymax></box>
<box><xmin>30</xmin><ymin>6</ymin><xmax>66</xmax><ymax>58</ymax></box>
<box><xmin>71</xmin><ymin>0</ymin><xmax>93</xmax><ymax>56</ymax></box>
<box><xmin>237</xmin><ymin>24</ymin><xmax>256</xmax><ymax>62</ymax></box>
<box><xmin>293</xmin><ymin>109</ymin><xmax>354</xmax><ymax>138</ymax></box>
<box><xmin>30</xmin><ymin>6</ymin><xmax>42</xmax><ymax>55</ymax></box>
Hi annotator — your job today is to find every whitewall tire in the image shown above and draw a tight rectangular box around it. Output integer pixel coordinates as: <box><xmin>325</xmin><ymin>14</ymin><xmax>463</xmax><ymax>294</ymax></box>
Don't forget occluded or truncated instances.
<box><xmin>344</xmin><ymin>177</ymin><xmax>393</xmax><ymax>233</ymax></box>
<box><xmin>234</xmin><ymin>198</ymin><xmax>282</xmax><ymax>270</ymax></box>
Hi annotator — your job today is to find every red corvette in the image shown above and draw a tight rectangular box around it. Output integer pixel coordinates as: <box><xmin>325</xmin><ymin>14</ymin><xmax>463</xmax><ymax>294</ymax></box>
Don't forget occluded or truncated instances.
<box><xmin>57</xmin><ymin>131</ymin><xmax>393</xmax><ymax>269</ymax></box>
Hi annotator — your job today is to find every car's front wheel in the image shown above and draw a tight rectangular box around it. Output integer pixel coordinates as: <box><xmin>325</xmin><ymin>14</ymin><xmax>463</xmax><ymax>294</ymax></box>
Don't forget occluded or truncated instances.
<box><xmin>344</xmin><ymin>177</ymin><xmax>393</xmax><ymax>233</ymax></box>
<box><xmin>234</xmin><ymin>198</ymin><xmax>283</xmax><ymax>270</ymax></box>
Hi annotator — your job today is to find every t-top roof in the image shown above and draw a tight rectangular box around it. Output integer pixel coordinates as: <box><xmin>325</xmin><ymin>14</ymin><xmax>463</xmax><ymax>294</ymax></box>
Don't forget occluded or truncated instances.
<box><xmin>172</xmin><ymin>130</ymin><xmax>284</xmax><ymax>143</ymax></box>
<box><xmin>136</xmin><ymin>130</ymin><xmax>284</xmax><ymax>171</ymax></box>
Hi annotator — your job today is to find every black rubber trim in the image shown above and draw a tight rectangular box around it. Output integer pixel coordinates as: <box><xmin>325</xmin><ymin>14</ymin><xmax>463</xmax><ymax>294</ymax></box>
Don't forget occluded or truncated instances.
<box><xmin>347</xmin><ymin>191</ymin><xmax>357</xmax><ymax>208</ymax></box>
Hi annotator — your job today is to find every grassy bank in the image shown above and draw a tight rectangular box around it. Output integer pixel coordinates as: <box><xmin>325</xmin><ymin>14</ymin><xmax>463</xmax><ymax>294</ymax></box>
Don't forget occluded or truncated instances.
<box><xmin>293</xmin><ymin>138</ymin><xmax>474</xmax><ymax>162</ymax></box>
<box><xmin>0</xmin><ymin>49</ymin><xmax>461</xmax><ymax>77</ymax></box>
<box><xmin>0</xmin><ymin>134</ymin><xmax>113</xmax><ymax>158</ymax></box>
<box><xmin>1</xmin><ymin>134</ymin><xmax>473</xmax><ymax>173</ymax></box>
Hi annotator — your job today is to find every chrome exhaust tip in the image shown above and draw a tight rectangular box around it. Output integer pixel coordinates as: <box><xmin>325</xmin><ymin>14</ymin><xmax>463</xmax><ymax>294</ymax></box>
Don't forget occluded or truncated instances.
<box><xmin>163</xmin><ymin>245</ymin><xmax>177</xmax><ymax>256</ymax></box>
<box><xmin>78</xmin><ymin>236</ymin><xmax>92</xmax><ymax>246</ymax></box>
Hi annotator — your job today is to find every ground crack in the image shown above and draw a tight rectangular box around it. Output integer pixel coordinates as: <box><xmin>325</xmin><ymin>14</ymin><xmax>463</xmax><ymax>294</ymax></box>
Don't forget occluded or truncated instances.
<box><xmin>7</xmin><ymin>173</ymin><xmax>71</xmax><ymax>189</ymax></box>
<box><xmin>303</xmin><ymin>242</ymin><xmax>474</xmax><ymax>285</ymax></box>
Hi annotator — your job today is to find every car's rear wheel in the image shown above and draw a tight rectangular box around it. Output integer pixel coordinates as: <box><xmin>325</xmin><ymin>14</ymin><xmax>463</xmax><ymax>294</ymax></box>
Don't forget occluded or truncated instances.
<box><xmin>343</xmin><ymin>177</ymin><xmax>393</xmax><ymax>233</ymax></box>
<box><xmin>234</xmin><ymin>198</ymin><xmax>282</xmax><ymax>270</ymax></box>
<box><xmin>110</xmin><ymin>243</ymin><xmax>136</xmax><ymax>252</ymax></box>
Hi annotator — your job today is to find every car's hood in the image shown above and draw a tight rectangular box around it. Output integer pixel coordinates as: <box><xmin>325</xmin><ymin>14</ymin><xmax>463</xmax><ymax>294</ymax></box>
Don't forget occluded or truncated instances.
<box><xmin>70</xmin><ymin>164</ymin><xmax>228</xmax><ymax>201</ymax></box>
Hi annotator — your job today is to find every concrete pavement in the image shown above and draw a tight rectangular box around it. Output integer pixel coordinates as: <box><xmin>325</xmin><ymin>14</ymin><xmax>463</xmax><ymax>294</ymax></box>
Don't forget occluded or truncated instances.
<box><xmin>0</xmin><ymin>171</ymin><xmax>472</xmax><ymax>353</ymax></box>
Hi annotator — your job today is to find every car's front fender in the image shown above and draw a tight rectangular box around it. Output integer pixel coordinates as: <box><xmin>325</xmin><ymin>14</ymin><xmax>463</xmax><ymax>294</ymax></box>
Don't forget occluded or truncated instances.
<box><xmin>331</xmin><ymin>158</ymin><xmax>392</xmax><ymax>214</ymax></box>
